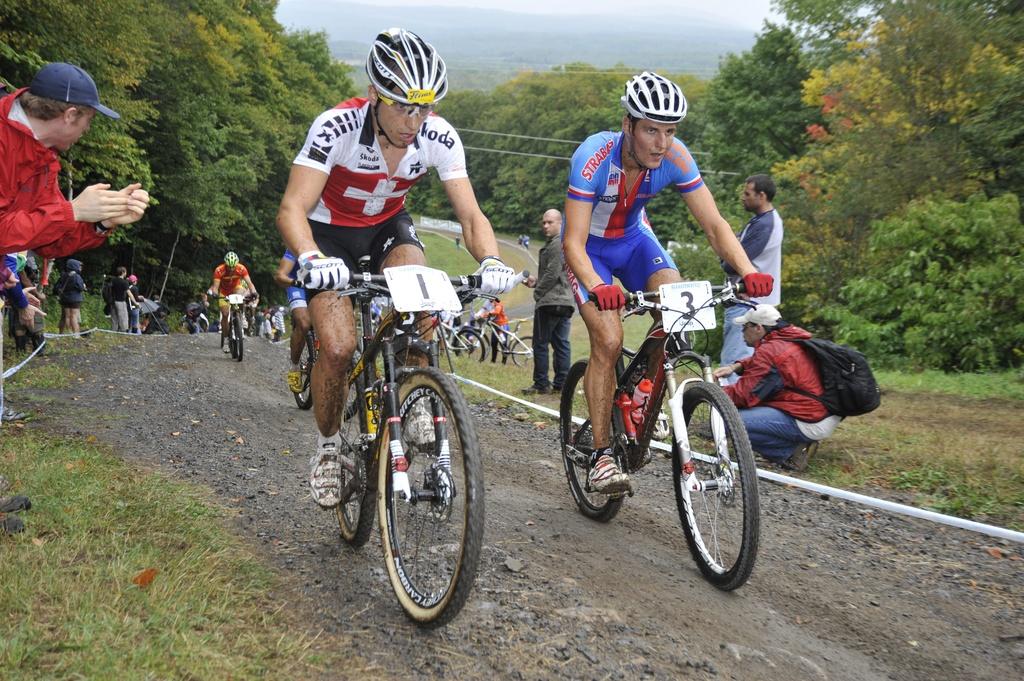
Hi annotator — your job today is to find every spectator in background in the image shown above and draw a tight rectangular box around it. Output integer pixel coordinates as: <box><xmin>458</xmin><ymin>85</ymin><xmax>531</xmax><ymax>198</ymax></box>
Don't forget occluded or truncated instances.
<box><xmin>720</xmin><ymin>174</ymin><xmax>783</xmax><ymax>384</ymax></box>
<box><xmin>712</xmin><ymin>304</ymin><xmax>839</xmax><ymax>471</ymax></box>
<box><xmin>127</xmin><ymin>274</ymin><xmax>142</xmax><ymax>333</ymax></box>
<box><xmin>21</xmin><ymin>255</ymin><xmax>46</xmax><ymax>353</ymax></box>
<box><xmin>56</xmin><ymin>258</ymin><xmax>87</xmax><ymax>335</ymax></box>
<box><xmin>0</xmin><ymin>62</ymin><xmax>150</xmax><ymax>259</ymax></box>
<box><xmin>475</xmin><ymin>298</ymin><xmax>510</xmax><ymax>364</ymax></box>
<box><xmin>7</xmin><ymin>253</ymin><xmax>46</xmax><ymax>354</ymax></box>
<box><xmin>2</xmin><ymin>253</ymin><xmax>45</xmax><ymax>345</ymax></box>
<box><xmin>109</xmin><ymin>266</ymin><xmax>134</xmax><ymax>333</ymax></box>
<box><xmin>523</xmin><ymin>208</ymin><xmax>573</xmax><ymax>395</ymax></box>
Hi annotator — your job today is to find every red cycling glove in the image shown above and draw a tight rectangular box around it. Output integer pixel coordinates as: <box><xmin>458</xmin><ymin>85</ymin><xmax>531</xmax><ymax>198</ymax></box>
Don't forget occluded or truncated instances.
<box><xmin>742</xmin><ymin>272</ymin><xmax>774</xmax><ymax>298</ymax></box>
<box><xmin>590</xmin><ymin>283</ymin><xmax>626</xmax><ymax>311</ymax></box>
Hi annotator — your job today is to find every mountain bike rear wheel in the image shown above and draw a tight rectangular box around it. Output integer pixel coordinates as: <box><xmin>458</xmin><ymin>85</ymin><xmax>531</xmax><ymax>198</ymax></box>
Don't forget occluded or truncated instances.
<box><xmin>336</xmin><ymin>374</ymin><xmax>376</xmax><ymax>547</ymax></box>
<box><xmin>672</xmin><ymin>381</ymin><xmax>759</xmax><ymax>590</ymax></box>
<box><xmin>293</xmin><ymin>331</ymin><xmax>315</xmax><ymax>410</ymax></box>
<box><xmin>378</xmin><ymin>368</ymin><xmax>484</xmax><ymax>627</ymax></box>
<box><xmin>558</xmin><ymin>360</ymin><xmax>623</xmax><ymax>522</ymax></box>
<box><xmin>505</xmin><ymin>335</ymin><xmax>532</xmax><ymax>367</ymax></box>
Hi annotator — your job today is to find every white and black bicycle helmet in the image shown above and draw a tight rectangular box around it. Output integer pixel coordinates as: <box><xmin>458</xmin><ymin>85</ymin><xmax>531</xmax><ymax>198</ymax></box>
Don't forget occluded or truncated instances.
<box><xmin>366</xmin><ymin>28</ymin><xmax>448</xmax><ymax>105</ymax></box>
<box><xmin>621</xmin><ymin>71</ymin><xmax>688</xmax><ymax>124</ymax></box>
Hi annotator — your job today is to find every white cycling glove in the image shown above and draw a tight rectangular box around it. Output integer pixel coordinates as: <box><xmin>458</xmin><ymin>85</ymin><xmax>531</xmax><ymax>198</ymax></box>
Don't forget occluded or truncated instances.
<box><xmin>474</xmin><ymin>256</ymin><xmax>517</xmax><ymax>295</ymax></box>
<box><xmin>298</xmin><ymin>250</ymin><xmax>350</xmax><ymax>290</ymax></box>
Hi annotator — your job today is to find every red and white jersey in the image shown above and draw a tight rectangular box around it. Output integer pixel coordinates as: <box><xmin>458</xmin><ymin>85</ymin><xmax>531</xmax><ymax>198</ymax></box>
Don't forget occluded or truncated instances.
<box><xmin>293</xmin><ymin>97</ymin><xmax>468</xmax><ymax>227</ymax></box>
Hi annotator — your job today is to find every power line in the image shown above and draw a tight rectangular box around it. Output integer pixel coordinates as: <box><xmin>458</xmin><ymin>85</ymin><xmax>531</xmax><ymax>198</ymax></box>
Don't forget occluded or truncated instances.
<box><xmin>463</xmin><ymin>145</ymin><xmax>571</xmax><ymax>161</ymax></box>
<box><xmin>459</xmin><ymin>127</ymin><xmax>710</xmax><ymax>156</ymax></box>
<box><xmin>462</xmin><ymin>144</ymin><xmax>739</xmax><ymax>175</ymax></box>
<box><xmin>461</xmin><ymin>128</ymin><xmax>580</xmax><ymax>145</ymax></box>
<box><xmin>444</xmin><ymin>65</ymin><xmax>720</xmax><ymax>76</ymax></box>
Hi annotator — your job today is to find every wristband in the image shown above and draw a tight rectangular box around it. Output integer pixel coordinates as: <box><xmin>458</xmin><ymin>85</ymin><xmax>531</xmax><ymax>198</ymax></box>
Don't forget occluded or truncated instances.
<box><xmin>479</xmin><ymin>256</ymin><xmax>505</xmax><ymax>268</ymax></box>
<box><xmin>95</xmin><ymin>220</ymin><xmax>113</xmax><ymax>235</ymax></box>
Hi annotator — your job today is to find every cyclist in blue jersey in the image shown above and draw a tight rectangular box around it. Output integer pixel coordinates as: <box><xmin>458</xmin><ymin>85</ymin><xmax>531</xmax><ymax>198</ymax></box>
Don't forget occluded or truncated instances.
<box><xmin>563</xmin><ymin>72</ymin><xmax>774</xmax><ymax>494</ymax></box>
<box><xmin>274</xmin><ymin>250</ymin><xmax>310</xmax><ymax>394</ymax></box>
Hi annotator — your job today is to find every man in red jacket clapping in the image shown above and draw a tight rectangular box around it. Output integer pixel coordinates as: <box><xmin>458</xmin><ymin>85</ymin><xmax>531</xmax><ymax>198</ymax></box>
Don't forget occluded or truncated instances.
<box><xmin>0</xmin><ymin>62</ymin><xmax>150</xmax><ymax>259</ymax></box>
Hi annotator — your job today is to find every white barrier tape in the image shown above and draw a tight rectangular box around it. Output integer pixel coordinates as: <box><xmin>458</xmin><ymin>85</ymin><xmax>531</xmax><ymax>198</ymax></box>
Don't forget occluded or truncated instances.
<box><xmin>450</xmin><ymin>373</ymin><xmax>1024</xmax><ymax>544</ymax></box>
<box><xmin>43</xmin><ymin>326</ymin><xmax>102</xmax><ymax>339</ymax></box>
<box><xmin>2</xmin><ymin>340</ymin><xmax>47</xmax><ymax>380</ymax></box>
<box><xmin>4</xmin><ymin>327</ymin><xmax>162</xmax><ymax>381</ymax></box>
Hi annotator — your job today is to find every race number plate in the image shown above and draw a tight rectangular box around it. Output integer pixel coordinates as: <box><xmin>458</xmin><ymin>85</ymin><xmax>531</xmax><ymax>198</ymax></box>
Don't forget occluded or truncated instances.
<box><xmin>659</xmin><ymin>280</ymin><xmax>716</xmax><ymax>333</ymax></box>
<box><xmin>383</xmin><ymin>265</ymin><xmax>462</xmax><ymax>313</ymax></box>
<box><xmin>225</xmin><ymin>294</ymin><xmax>246</xmax><ymax>305</ymax></box>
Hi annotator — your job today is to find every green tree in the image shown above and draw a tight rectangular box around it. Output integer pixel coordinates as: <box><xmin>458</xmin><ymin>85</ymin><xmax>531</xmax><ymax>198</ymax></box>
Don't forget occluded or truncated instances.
<box><xmin>701</xmin><ymin>23</ymin><xmax>818</xmax><ymax>177</ymax></box>
<box><xmin>775</xmin><ymin>0</ymin><xmax>1023</xmax><ymax>325</ymax></box>
<box><xmin>828</xmin><ymin>193</ymin><xmax>1024</xmax><ymax>371</ymax></box>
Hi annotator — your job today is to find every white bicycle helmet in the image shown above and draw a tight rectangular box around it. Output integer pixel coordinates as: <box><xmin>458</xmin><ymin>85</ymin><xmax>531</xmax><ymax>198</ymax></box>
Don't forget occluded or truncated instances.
<box><xmin>366</xmin><ymin>28</ymin><xmax>448</xmax><ymax>105</ymax></box>
<box><xmin>621</xmin><ymin>71</ymin><xmax>688</xmax><ymax>123</ymax></box>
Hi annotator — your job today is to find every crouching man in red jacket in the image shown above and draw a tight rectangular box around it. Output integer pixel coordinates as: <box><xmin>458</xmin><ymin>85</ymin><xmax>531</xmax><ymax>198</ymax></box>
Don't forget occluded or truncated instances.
<box><xmin>713</xmin><ymin>304</ymin><xmax>841</xmax><ymax>471</ymax></box>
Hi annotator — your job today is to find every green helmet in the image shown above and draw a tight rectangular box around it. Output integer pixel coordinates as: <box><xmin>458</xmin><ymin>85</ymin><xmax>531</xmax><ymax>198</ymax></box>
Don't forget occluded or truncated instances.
<box><xmin>224</xmin><ymin>251</ymin><xmax>239</xmax><ymax>268</ymax></box>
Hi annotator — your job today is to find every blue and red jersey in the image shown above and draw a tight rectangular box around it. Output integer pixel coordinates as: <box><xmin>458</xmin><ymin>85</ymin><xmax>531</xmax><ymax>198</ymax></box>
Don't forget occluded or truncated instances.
<box><xmin>566</xmin><ymin>131</ymin><xmax>703</xmax><ymax>239</ymax></box>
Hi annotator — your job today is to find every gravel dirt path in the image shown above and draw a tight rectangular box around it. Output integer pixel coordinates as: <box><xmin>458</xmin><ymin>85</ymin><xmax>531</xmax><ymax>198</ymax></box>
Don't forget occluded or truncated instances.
<box><xmin>21</xmin><ymin>332</ymin><xmax>1023</xmax><ymax>680</ymax></box>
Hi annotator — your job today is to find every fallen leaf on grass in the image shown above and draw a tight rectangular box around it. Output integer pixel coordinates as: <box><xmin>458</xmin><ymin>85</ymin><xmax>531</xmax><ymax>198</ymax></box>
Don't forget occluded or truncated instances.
<box><xmin>85</xmin><ymin>435</ymin><xmax>97</xmax><ymax>444</ymax></box>
<box><xmin>985</xmin><ymin>547</ymin><xmax>1008</xmax><ymax>559</ymax></box>
<box><xmin>533</xmin><ymin>421</ymin><xmax>547</xmax><ymax>429</ymax></box>
<box><xmin>171</xmin><ymin>431</ymin><xmax>181</xmax><ymax>437</ymax></box>
<box><xmin>235</xmin><ymin>437</ymin><xmax>245</xmax><ymax>445</ymax></box>
<box><xmin>132</xmin><ymin>568</ymin><xmax>158</xmax><ymax>588</ymax></box>
<box><xmin>31</xmin><ymin>537</ymin><xmax>45</xmax><ymax>546</ymax></box>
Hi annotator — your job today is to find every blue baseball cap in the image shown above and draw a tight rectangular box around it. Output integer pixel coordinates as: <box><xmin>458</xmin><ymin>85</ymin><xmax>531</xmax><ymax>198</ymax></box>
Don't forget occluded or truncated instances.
<box><xmin>29</xmin><ymin>62</ymin><xmax>120</xmax><ymax>119</ymax></box>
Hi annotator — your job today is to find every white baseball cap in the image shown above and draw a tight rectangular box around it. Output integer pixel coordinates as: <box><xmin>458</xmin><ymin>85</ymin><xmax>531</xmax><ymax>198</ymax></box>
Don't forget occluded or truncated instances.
<box><xmin>733</xmin><ymin>304</ymin><xmax>782</xmax><ymax>327</ymax></box>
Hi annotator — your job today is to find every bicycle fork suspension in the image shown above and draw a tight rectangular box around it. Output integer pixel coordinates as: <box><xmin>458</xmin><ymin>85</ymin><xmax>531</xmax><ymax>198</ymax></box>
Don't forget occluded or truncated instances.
<box><xmin>667</xmin><ymin>373</ymin><xmax>733</xmax><ymax>494</ymax></box>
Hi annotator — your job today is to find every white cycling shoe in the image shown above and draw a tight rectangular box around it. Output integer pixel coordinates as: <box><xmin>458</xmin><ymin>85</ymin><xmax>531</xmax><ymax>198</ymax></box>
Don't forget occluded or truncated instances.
<box><xmin>310</xmin><ymin>432</ymin><xmax>350</xmax><ymax>508</ymax></box>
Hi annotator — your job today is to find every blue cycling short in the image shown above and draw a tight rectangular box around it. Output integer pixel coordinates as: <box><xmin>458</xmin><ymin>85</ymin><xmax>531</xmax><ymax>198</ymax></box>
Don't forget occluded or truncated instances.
<box><xmin>569</xmin><ymin>228</ymin><xmax>676</xmax><ymax>306</ymax></box>
<box><xmin>287</xmin><ymin>285</ymin><xmax>307</xmax><ymax>310</ymax></box>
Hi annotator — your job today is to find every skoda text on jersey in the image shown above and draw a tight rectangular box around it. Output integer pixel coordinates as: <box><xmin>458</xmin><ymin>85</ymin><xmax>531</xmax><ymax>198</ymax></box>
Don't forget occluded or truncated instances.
<box><xmin>294</xmin><ymin>97</ymin><xmax>468</xmax><ymax>227</ymax></box>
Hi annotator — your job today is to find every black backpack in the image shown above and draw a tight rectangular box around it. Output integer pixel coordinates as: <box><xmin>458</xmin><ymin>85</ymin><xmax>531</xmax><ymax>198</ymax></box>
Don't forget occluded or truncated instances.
<box><xmin>787</xmin><ymin>338</ymin><xmax>881</xmax><ymax>417</ymax></box>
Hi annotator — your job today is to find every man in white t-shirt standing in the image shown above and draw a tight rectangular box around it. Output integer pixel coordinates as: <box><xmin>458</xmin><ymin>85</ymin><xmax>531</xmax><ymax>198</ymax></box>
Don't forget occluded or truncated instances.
<box><xmin>276</xmin><ymin>27</ymin><xmax>516</xmax><ymax>508</ymax></box>
<box><xmin>720</xmin><ymin>174</ymin><xmax>783</xmax><ymax>384</ymax></box>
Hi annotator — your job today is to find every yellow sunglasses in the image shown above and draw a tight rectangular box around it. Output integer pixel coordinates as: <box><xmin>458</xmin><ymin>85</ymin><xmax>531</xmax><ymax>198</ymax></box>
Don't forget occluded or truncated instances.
<box><xmin>378</xmin><ymin>92</ymin><xmax>435</xmax><ymax>118</ymax></box>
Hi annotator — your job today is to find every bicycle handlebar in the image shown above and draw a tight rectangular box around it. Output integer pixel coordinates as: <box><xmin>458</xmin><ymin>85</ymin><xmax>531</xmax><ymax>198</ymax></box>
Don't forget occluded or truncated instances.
<box><xmin>587</xmin><ymin>279</ymin><xmax>746</xmax><ymax>309</ymax></box>
<box><xmin>293</xmin><ymin>269</ymin><xmax>531</xmax><ymax>296</ymax></box>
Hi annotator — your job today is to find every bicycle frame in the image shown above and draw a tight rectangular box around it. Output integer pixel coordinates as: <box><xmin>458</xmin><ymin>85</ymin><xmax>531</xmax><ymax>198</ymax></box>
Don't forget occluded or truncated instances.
<box><xmin>344</xmin><ymin>286</ymin><xmax>451</xmax><ymax>505</ymax></box>
<box><xmin>613</xmin><ymin>285</ymin><xmax>743</xmax><ymax>474</ymax></box>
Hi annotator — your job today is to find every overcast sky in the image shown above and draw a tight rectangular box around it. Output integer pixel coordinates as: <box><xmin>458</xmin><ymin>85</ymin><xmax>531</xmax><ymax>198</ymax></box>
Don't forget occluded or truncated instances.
<box><xmin>353</xmin><ymin>0</ymin><xmax>783</xmax><ymax>30</ymax></box>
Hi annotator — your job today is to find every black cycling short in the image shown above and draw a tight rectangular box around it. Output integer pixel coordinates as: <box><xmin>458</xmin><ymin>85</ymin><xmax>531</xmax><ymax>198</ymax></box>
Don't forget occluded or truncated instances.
<box><xmin>305</xmin><ymin>211</ymin><xmax>424</xmax><ymax>302</ymax></box>
<box><xmin>309</xmin><ymin>210</ymin><xmax>423</xmax><ymax>275</ymax></box>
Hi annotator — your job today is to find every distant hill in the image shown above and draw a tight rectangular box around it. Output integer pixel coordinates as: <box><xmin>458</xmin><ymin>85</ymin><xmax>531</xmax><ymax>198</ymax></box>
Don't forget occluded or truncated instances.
<box><xmin>275</xmin><ymin>1</ymin><xmax>757</xmax><ymax>89</ymax></box>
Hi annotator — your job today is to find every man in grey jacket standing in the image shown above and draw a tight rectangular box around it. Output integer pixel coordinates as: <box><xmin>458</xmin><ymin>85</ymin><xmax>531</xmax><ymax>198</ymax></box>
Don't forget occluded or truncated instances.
<box><xmin>523</xmin><ymin>208</ymin><xmax>574</xmax><ymax>395</ymax></box>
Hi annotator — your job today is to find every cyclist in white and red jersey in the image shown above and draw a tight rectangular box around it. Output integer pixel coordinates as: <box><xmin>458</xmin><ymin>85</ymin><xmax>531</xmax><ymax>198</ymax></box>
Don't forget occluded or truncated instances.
<box><xmin>563</xmin><ymin>72</ymin><xmax>774</xmax><ymax>494</ymax></box>
<box><xmin>277</xmin><ymin>28</ymin><xmax>517</xmax><ymax>508</ymax></box>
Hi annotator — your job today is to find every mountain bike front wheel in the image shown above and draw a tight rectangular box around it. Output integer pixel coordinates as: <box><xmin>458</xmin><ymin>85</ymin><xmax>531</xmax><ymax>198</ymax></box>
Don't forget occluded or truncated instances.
<box><xmin>672</xmin><ymin>381</ymin><xmax>759</xmax><ymax>590</ymax></box>
<box><xmin>230</xmin><ymin>312</ymin><xmax>243</xmax><ymax>361</ymax></box>
<box><xmin>378</xmin><ymin>367</ymin><xmax>484</xmax><ymax>627</ymax></box>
